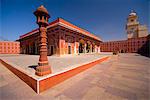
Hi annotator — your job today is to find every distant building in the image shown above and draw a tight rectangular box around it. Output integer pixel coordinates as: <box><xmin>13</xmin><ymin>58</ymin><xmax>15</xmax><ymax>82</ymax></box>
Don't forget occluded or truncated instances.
<box><xmin>126</xmin><ymin>10</ymin><xmax>148</xmax><ymax>39</ymax></box>
<box><xmin>19</xmin><ymin>18</ymin><xmax>101</xmax><ymax>56</ymax></box>
<box><xmin>0</xmin><ymin>41</ymin><xmax>20</xmax><ymax>54</ymax></box>
<box><xmin>100</xmin><ymin>11</ymin><xmax>149</xmax><ymax>56</ymax></box>
<box><xmin>100</xmin><ymin>36</ymin><xmax>149</xmax><ymax>53</ymax></box>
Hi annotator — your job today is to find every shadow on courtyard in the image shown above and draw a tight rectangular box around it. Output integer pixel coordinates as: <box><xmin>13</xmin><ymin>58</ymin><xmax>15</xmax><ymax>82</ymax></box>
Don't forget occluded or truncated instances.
<box><xmin>137</xmin><ymin>39</ymin><xmax>150</xmax><ymax>58</ymax></box>
<box><xmin>28</xmin><ymin>65</ymin><xmax>37</xmax><ymax>70</ymax></box>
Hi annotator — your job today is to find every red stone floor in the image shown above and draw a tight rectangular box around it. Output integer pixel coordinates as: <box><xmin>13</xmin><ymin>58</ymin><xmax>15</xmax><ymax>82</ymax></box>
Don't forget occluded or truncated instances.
<box><xmin>0</xmin><ymin>53</ymin><xmax>150</xmax><ymax>100</ymax></box>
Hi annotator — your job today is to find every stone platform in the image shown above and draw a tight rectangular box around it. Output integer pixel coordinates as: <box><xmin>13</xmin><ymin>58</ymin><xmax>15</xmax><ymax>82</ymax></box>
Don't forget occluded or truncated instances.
<box><xmin>0</xmin><ymin>53</ymin><xmax>111</xmax><ymax>93</ymax></box>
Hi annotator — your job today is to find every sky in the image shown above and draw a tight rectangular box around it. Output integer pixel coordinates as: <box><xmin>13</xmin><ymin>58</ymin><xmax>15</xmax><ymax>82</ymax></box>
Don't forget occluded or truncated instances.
<box><xmin>0</xmin><ymin>0</ymin><xmax>149</xmax><ymax>41</ymax></box>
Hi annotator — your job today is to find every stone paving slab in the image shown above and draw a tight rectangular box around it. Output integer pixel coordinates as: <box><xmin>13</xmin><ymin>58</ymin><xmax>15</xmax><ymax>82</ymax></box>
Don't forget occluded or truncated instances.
<box><xmin>0</xmin><ymin>53</ymin><xmax>110</xmax><ymax>79</ymax></box>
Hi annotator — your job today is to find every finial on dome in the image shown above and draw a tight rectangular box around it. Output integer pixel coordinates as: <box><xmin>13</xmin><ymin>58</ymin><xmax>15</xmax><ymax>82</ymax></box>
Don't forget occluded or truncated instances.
<box><xmin>41</xmin><ymin>5</ymin><xmax>44</xmax><ymax>7</ymax></box>
<box><xmin>34</xmin><ymin>5</ymin><xmax>50</xmax><ymax>18</ymax></box>
<box><xmin>131</xmin><ymin>10</ymin><xmax>134</xmax><ymax>13</ymax></box>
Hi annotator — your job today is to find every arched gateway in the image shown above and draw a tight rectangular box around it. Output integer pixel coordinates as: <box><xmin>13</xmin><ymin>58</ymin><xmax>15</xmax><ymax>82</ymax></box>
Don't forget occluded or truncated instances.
<box><xmin>19</xmin><ymin>18</ymin><xmax>102</xmax><ymax>56</ymax></box>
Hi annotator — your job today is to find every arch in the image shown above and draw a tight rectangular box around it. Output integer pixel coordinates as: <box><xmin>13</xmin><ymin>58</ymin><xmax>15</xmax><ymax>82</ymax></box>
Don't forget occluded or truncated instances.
<box><xmin>48</xmin><ymin>38</ymin><xmax>55</xmax><ymax>56</ymax></box>
<box><xmin>86</xmin><ymin>41</ymin><xmax>91</xmax><ymax>53</ymax></box>
<box><xmin>79</xmin><ymin>39</ymin><xmax>85</xmax><ymax>53</ymax></box>
<box><xmin>92</xmin><ymin>42</ymin><xmax>95</xmax><ymax>52</ymax></box>
<box><xmin>79</xmin><ymin>39</ymin><xmax>85</xmax><ymax>44</ymax></box>
<box><xmin>121</xmin><ymin>49</ymin><xmax>124</xmax><ymax>53</ymax></box>
<box><xmin>87</xmin><ymin>41</ymin><xmax>91</xmax><ymax>44</ymax></box>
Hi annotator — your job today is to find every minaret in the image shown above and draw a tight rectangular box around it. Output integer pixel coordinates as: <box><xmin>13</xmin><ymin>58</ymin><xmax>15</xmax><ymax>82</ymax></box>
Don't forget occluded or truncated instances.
<box><xmin>126</xmin><ymin>10</ymin><xmax>139</xmax><ymax>39</ymax></box>
<box><xmin>34</xmin><ymin>5</ymin><xmax>52</xmax><ymax>76</ymax></box>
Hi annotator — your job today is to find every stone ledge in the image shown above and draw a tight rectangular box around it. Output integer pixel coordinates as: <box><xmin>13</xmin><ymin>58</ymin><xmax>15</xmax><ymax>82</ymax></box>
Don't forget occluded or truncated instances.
<box><xmin>0</xmin><ymin>59</ymin><xmax>37</xmax><ymax>92</ymax></box>
<box><xmin>0</xmin><ymin>56</ymin><xmax>109</xmax><ymax>94</ymax></box>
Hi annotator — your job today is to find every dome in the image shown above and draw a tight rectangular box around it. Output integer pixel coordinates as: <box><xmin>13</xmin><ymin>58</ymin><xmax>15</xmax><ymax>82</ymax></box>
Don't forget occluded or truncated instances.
<box><xmin>35</xmin><ymin>5</ymin><xmax>49</xmax><ymax>15</ymax></box>
<box><xmin>129</xmin><ymin>10</ymin><xmax>137</xmax><ymax>16</ymax></box>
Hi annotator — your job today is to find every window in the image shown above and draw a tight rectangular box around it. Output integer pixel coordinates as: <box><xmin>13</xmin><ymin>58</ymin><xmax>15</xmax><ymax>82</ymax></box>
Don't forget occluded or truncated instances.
<box><xmin>131</xmin><ymin>28</ymin><xmax>134</xmax><ymax>30</ymax></box>
<box><xmin>131</xmin><ymin>19</ymin><xmax>134</xmax><ymax>22</ymax></box>
<box><xmin>40</xmin><ymin>16</ymin><xmax>42</xmax><ymax>20</ymax></box>
<box><xmin>44</xmin><ymin>16</ymin><xmax>46</xmax><ymax>21</ymax></box>
<box><xmin>142</xmin><ymin>41</ymin><xmax>145</xmax><ymax>43</ymax></box>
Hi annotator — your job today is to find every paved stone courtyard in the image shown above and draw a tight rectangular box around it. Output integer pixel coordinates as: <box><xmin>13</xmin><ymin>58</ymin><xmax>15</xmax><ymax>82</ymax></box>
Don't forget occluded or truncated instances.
<box><xmin>0</xmin><ymin>53</ymin><xmax>110</xmax><ymax>79</ymax></box>
<box><xmin>0</xmin><ymin>53</ymin><xmax>150</xmax><ymax>100</ymax></box>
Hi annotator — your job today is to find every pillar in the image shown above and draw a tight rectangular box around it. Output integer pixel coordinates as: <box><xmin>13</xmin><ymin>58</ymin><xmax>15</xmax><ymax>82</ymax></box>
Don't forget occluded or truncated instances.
<box><xmin>36</xmin><ymin>27</ymin><xmax>51</xmax><ymax>76</ymax></box>
<box><xmin>34</xmin><ymin>5</ymin><xmax>52</xmax><ymax>76</ymax></box>
<box><xmin>90</xmin><ymin>44</ymin><xmax>92</xmax><ymax>53</ymax></box>
<box><xmin>74</xmin><ymin>42</ymin><xmax>77</xmax><ymax>54</ymax></box>
<box><xmin>84</xmin><ymin>43</ymin><xmax>87</xmax><ymax>53</ymax></box>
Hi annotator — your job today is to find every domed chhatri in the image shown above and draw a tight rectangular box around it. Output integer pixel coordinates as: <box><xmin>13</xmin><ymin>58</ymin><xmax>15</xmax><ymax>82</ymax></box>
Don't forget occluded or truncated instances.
<box><xmin>34</xmin><ymin>5</ymin><xmax>50</xmax><ymax>26</ymax></box>
<box><xmin>34</xmin><ymin>5</ymin><xmax>50</xmax><ymax>17</ymax></box>
<box><xmin>129</xmin><ymin>10</ymin><xmax>137</xmax><ymax>16</ymax></box>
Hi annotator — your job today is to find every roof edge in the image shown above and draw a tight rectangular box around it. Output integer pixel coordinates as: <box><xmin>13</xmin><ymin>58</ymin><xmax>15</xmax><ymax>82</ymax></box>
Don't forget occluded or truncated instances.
<box><xmin>20</xmin><ymin>18</ymin><xmax>101</xmax><ymax>41</ymax></box>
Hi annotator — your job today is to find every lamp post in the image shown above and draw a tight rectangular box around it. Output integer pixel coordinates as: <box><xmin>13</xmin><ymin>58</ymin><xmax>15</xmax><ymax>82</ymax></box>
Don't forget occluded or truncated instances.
<box><xmin>34</xmin><ymin>5</ymin><xmax>51</xmax><ymax>76</ymax></box>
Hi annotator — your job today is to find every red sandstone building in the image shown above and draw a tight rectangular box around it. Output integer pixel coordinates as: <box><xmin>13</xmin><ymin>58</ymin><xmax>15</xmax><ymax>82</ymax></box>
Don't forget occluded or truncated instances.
<box><xmin>100</xmin><ymin>11</ymin><xmax>149</xmax><ymax>56</ymax></box>
<box><xmin>19</xmin><ymin>18</ymin><xmax>101</xmax><ymax>56</ymax></box>
<box><xmin>0</xmin><ymin>41</ymin><xmax>20</xmax><ymax>54</ymax></box>
<box><xmin>100</xmin><ymin>37</ymin><xmax>149</xmax><ymax>53</ymax></box>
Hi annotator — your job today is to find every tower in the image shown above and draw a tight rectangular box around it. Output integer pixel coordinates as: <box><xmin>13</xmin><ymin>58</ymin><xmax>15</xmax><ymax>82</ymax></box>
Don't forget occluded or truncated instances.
<box><xmin>126</xmin><ymin>10</ymin><xmax>139</xmax><ymax>39</ymax></box>
<box><xmin>34</xmin><ymin>5</ymin><xmax>52</xmax><ymax>76</ymax></box>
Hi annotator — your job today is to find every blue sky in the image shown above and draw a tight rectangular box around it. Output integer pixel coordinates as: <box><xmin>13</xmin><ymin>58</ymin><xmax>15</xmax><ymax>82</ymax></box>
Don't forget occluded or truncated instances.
<box><xmin>0</xmin><ymin>0</ymin><xmax>149</xmax><ymax>41</ymax></box>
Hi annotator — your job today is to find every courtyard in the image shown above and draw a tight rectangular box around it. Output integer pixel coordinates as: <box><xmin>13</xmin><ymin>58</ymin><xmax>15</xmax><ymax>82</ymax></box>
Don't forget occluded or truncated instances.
<box><xmin>0</xmin><ymin>53</ymin><xmax>111</xmax><ymax>79</ymax></box>
<box><xmin>0</xmin><ymin>53</ymin><xmax>150</xmax><ymax>100</ymax></box>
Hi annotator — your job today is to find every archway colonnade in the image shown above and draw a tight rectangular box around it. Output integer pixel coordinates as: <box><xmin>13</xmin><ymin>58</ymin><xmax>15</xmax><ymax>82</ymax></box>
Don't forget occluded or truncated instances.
<box><xmin>59</xmin><ymin>37</ymin><xmax>101</xmax><ymax>56</ymax></box>
<box><xmin>78</xmin><ymin>39</ymin><xmax>97</xmax><ymax>54</ymax></box>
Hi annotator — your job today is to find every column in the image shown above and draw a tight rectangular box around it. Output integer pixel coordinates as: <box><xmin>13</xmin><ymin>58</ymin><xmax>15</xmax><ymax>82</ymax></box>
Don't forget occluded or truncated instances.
<box><xmin>84</xmin><ymin>43</ymin><xmax>86</xmax><ymax>53</ymax></box>
<box><xmin>98</xmin><ymin>46</ymin><xmax>101</xmax><ymax>53</ymax></box>
<box><xmin>94</xmin><ymin>45</ymin><xmax>96</xmax><ymax>53</ymax></box>
<box><xmin>36</xmin><ymin>26</ymin><xmax>51</xmax><ymax>76</ymax></box>
<box><xmin>90</xmin><ymin>44</ymin><xmax>92</xmax><ymax>53</ymax></box>
<box><xmin>74</xmin><ymin>38</ymin><xmax>77</xmax><ymax>54</ymax></box>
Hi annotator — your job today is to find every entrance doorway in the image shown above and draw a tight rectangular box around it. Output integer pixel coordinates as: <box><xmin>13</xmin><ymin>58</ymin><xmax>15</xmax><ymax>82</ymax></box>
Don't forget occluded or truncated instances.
<box><xmin>49</xmin><ymin>45</ymin><xmax>54</xmax><ymax>55</ymax></box>
<box><xmin>68</xmin><ymin>46</ymin><xmax>71</xmax><ymax>54</ymax></box>
<box><xmin>79</xmin><ymin>39</ymin><xmax>85</xmax><ymax>53</ymax></box>
<box><xmin>79</xmin><ymin>43</ymin><xmax>84</xmax><ymax>53</ymax></box>
<box><xmin>121</xmin><ymin>50</ymin><xmax>124</xmax><ymax>53</ymax></box>
<box><xmin>26</xmin><ymin>45</ymin><xmax>29</xmax><ymax>54</ymax></box>
<box><xmin>51</xmin><ymin>46</ymin><xmax>54</xmax><ymax>55</ymax></box>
